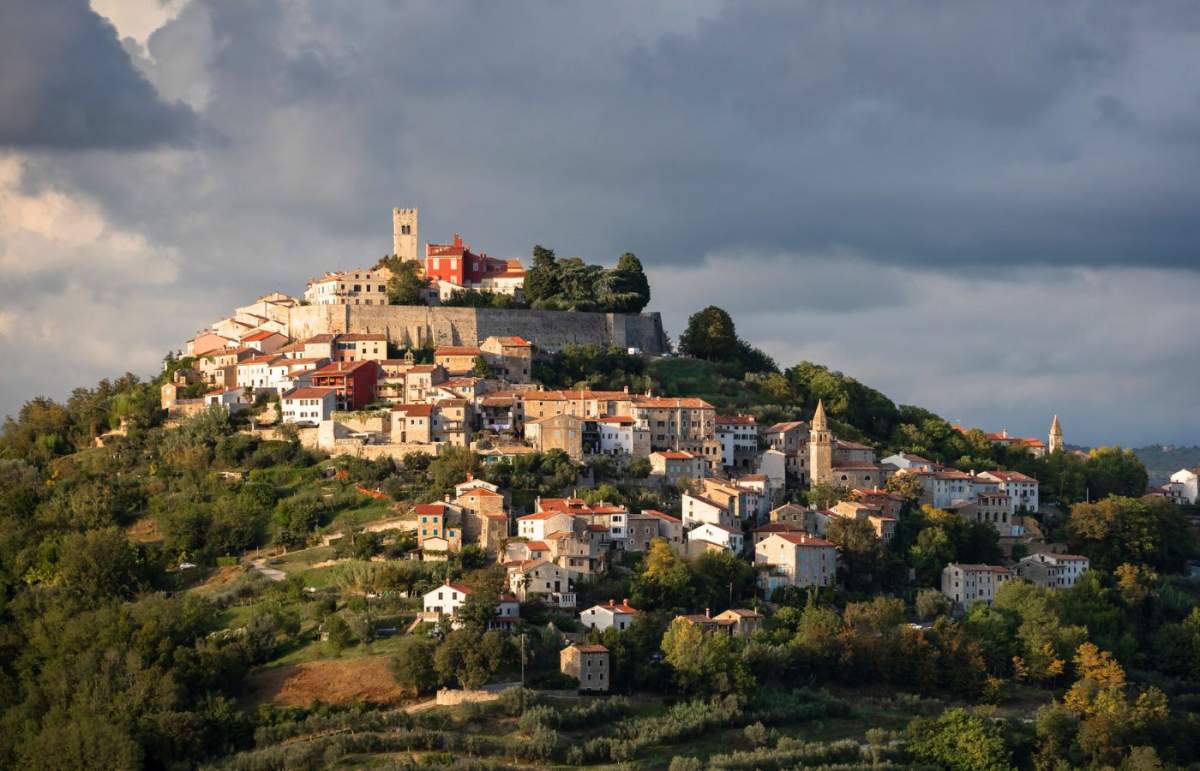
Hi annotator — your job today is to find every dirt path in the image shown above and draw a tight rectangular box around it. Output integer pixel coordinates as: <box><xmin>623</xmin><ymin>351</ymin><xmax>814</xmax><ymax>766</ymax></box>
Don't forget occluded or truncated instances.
<box><xmin>251</xmin><ymin>558</ymin><xmax>287</xmax><ymax>582</ymax></box>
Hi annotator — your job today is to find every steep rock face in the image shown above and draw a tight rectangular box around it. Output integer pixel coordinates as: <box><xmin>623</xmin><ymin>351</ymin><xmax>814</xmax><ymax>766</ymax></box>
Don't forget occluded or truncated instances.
<box><xmin>286</xmin><ymin>305</ymin><xmax>668</xmax><ymax>353</ymax></box>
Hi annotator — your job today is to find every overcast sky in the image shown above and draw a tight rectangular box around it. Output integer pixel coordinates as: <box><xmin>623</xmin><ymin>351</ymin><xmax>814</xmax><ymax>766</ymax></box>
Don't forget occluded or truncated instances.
<box><xmin>1</xmin><ymin>0</ymin><xmax>1197</xmax><ymax>447</ymax></box>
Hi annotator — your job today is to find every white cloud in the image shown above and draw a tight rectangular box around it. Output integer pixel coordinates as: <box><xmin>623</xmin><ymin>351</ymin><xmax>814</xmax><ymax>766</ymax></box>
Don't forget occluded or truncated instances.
<box><xmin>0</xmin><ymin>155</ymin><xmax>179</xmax><ymax>283</ymax></box>
<box><xmin>90</xmin><ymin>0</ymin><xmax>188</xmax><ymax>48</ymax></box>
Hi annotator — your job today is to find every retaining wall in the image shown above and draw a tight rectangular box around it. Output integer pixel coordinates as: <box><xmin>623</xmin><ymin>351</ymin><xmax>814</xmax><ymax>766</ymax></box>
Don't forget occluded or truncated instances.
<box><xmin>287</xmin><ymin>305</ymin><xmax>668</xmax><ymax>353</ymax></box>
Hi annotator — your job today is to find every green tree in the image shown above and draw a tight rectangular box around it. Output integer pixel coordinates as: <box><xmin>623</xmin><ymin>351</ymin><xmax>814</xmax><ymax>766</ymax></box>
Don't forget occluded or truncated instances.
<box><xmin>678</xmin><ymin>306</ymin><xmax>738</xmax><ymax>361</ymax></box>
<box><xmin>323</xmin><ymin>614</ymin><xmax>354</xmax><ymax>655</ymax></box>
<box><xmin>1083</xmin><ymin>447</ymin><xmax>1149</xmax><ymax>501</ymax></box>
<box><xmin>390</xmin><ymin>636</ymin><xmax>439</xmax><ymax>694</ymax></box>
<box><xmin>907</xmin><ymin>708</ymin><xmax>1013</xmax><ymax>771</ymax></box>
<box><xmin>660</xmin><ymin>617</ymin><xmax>752</xmax><ymax>696</ymax></box>
<box><xmin>602</xmin><ymin>252</ymin><xmax>651</xmax><ymax>313</ymax></box>
<box><xmin>807</xmin><ymin>482</ymin><xmax>852</xmax><ymax>510</ymax></box>
<box><xmin>386</xmin><ymin>258</ymin><xmax>428</xmax><ymax>305</ymax></box>
<box><xmin>1066</xmin><ymin>496</ymin><xmax>1195</xmax><ymax>573</ymax></box>
<box><xmin>56</xmin><ymin>528</ymin><xmax>148</xmax><ymax>600</ymax></box>
<box><xmin>524</xmin><ymin>245</ymin><xmax>560</xmax><ymax>306</ymax></box>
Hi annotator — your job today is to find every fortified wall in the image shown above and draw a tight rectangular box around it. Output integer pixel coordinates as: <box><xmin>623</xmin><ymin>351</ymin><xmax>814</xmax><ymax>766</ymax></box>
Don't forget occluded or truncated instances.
<box><xmin>286</xmin><ymin>305</ymin><xmax>669</xmax><ymax>354</ymax></box>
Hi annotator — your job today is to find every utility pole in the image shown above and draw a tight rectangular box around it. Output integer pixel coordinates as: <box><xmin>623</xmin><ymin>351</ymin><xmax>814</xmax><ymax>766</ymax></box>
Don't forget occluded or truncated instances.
<box><xmin>519</xmin><ymin>632</ymin><xmax>527</xmax><ymax>713</ymax></box>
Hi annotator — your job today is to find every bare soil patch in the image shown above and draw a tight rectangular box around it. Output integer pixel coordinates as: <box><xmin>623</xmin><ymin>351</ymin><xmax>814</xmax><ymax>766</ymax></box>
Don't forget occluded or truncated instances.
<box><xmin>244</xmin><ymin>656</ymin><xmax>407</xmax><ymax>708</ymax></box>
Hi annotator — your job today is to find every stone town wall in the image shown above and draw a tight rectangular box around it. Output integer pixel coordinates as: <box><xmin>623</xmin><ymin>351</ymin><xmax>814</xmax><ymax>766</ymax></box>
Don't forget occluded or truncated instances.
<box><xmin>286</xmin><ymin>305</ymin><xmax>668</xmax><ymax>354</ymax></box>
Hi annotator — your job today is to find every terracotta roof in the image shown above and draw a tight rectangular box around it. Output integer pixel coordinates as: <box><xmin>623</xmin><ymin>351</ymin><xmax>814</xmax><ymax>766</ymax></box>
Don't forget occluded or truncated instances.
<box><xmin>490</xmin><ymin>336</ymin><xmax>531</xmax><ymax>347</ymax></box>
<box><xmin>310</xmin><ymin>360</ymin><xmax>377</xmax><ymax>376</ymax></box>
<box><xmin>716</xmin><ymin>414</ymin><xmax>756</xmax><ymax>425</ymax></box>
<box><xmin>775</xmin><ymin>533</ymin><xmax>834</xmax><ymax>547</ymax></box>
<box><xmin>952</xmin><ymin>564</ymin><xmax>1012</xmax><ymax>574</ymax></box>
<box><xmin>981</xmin><ymin>469</ymin><xmax>1038</xmax><ymax>483</ymax></box>
<box><xmin>718</xmin><ymin>608</ymin><xmax>763</xmax><ymax>618</ymax></box>
<box><xmin>753</xmin><ymin>521</ymin><xmax>805</xmax><ymax>533</ymax></box>
<box><xmin>282</xmin><ymin>387</ymin><xmax>338</xmax><ymax>400</ymax></box>
<box><xmin>393</xmin><ymin>404</ymin><xmax>434</xmax><ymax>417</ymax></box>
<box><xmin>241</xmin><ymin>329</ymin><xmax>284</xmax><ymax>342</ymax></box>
<box><xmin>435</xmin><ymin>346</ymin><xmax>482</xmax><ymax>356</ymax></box>
<box><xmin>835</xmin><ymin>439</ymin><xmax>872</xmax><ymax>450</ymax></box>
<box><xmin>633</xmin><ymin>396</ymin><xmax>715</xmax><ymax>409</ymax></box>
<box><xmin>525</xmin><ymin>541</ymin><xmax>550</xmax><ymax>551</ymax></box>
<box><xmin>634</xmin><ymin>509</ymin><xmax>681</xmax><ymax>523</ymax></box>
<box><xmin>460</xmin><ymin>488</ymin><xmax>502</xmax><ymax>497</ymax></box>
<box><xmin>590</xmin><ymin>599</ymin><xmax>637</xmax><ymax>615</ymax></box>
<box><xmin>304</xmin><ymin>334</ymin><xmax>337</xmax><ymax>343</ymax></box>
<box><xmin>654</xmin><ymin>450</ymin><xmax>695</xmax><ymax>460</ymax></box>
<box><xmin>518</xmin><ymin>511</ymin><xmax>571</xmax><ymax>521</ymax></box>
<box><xmin>692</xmin><ymin>522</ymin><xmax>741</xmax><ymax>535</ymax></box>
<box><xmin>415</xmin><ymin>503</ymin><xmax>454</xmax><ymax>517</ymax></box>
<box><xmin>765</xmin><ymin>421</ymin><xmax>807</xmax><ymax>433</ymax></box>
<box><xmin>571</xmin><ymin>644</ymin><xmax>609</xmax><ymax>653</ymax></box>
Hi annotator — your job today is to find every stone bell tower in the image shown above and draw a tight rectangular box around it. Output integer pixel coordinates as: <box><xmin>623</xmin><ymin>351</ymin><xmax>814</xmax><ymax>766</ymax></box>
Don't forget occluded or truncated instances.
<box><xmin>392</xmin><ymin>208</ymin><xmax>419</xmax><ymax>263</ymax></box>
<box><xmin>808</xmin><ymin>399</ymin><xmax>833</xmax><ymax>486</ymax></box>
<box><xmin>1048</xmin><ymin>415</ymin><xmax>1064</xmax><ymax>454</ymax></box>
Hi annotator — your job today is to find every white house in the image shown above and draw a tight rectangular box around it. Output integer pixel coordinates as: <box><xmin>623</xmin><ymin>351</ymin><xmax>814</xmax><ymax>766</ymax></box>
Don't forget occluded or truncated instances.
<box><xmin>681</xmin><ymin>492</ymin><xmax>732</xmax><ymax>528</ymax></box>
<box><xmin>1169</xmin><ymin>468</ymin><xmax>1199</xmax><ymax>505</ymax></box>
<box><xmin>507</xmin><ymin>559</ymin><xmax>578</xmax><ymax>607</ymax></box>
<box><xmin>977</xmin><ymin>470</ymin><xmax>1040</xmax><ymax>514</ymax></box>
<box><xmin>580</xmin><ymin>599</ymin><xmax>638</xmax><ymax>632</ymax></box>
<box><xmin>1016</xmin><ymin>553</ymin><xmax>1090</xmax><ymax>589</ymax></box>
<box><xmin>919</xmin><ymin>469</ymin><xmax>973</xmax><ymax>508</ymax></box>
<box><xmin>686</xmin><ymin>522</ymin><xmax>744</xmax><ymax>554</ymax></box>
<box><xmin>594</xmin><ymin>416</ymin><xmax>648</xmax><ymax>457</ymax></box>
<box><xmin>755</xmin><ymin>533</ymin><xmax>837</xmax><ymax>592</ymax></box>
<box><xmin>516</xmin><ymin>510</ymin><xmax>575</xmax><ymax>541</ymax></box>
<box><xmin>423</xmin><ymin>580</ymin><xmax>473</xmax><ymax>618</ymax></box>
<box><xmin>941</xmin><ymin>563</ymin><xmax>1012</xmax><ymax>608</ymax></box>
<box><xmin>281</xmin><ymin>387</ymin><xmax>337</xmax><ymax>426</ymax></box>
<box><xmin>714</xmin><ymin>415</ymin><xmax>758</xmax><ymax>469</ymax></box>
<box><xmin>881</xmin><ymin>453</ymin><xmax>938</xmax><ymax>472</ymax></box>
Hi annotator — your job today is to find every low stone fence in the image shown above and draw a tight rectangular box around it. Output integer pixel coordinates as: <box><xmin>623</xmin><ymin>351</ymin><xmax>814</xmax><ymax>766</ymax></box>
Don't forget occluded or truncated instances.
<box><xmin>435</xmin><ymin>688</ymin><xmax>501</xmax><ymax>707</ymax></box>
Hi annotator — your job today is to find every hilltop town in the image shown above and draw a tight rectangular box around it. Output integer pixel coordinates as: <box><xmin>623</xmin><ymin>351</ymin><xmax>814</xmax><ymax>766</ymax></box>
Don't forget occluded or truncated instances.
<box><xmin>2</xmin><ymin>209</ymin><xmax>1198</xmax><ymax>769</ymax></box>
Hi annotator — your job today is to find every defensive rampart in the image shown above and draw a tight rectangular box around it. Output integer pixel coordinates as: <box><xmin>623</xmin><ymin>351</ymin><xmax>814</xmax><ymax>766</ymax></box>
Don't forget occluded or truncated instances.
<box><xmin>286</xmin><ymin>305</ymin><xmax>668</xmax><ymax>353</ymax></box>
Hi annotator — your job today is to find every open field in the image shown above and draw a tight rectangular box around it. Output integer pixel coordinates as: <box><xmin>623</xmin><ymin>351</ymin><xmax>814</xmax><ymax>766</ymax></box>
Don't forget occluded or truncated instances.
<box><xmin>244</xmin><ymin>655</ymin><xmax>409</xmax><ymax>708</ymax></box>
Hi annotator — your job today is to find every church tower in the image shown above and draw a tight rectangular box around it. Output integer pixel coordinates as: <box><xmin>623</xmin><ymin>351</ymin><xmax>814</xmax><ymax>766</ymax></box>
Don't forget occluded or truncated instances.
<box><xmin>392</xmin><ymin>208</ymin><xmax>419</xmax><ymax>263</ymax></box>
<box><xmin>809</xmin><ymin>399</ymin><xmax>833</xmax><ymax>486</ymax></box>
<box><xmin>1048</xmin><ymin>415</ymin><xmax>1064</xmax><ymax>454</ymax></box>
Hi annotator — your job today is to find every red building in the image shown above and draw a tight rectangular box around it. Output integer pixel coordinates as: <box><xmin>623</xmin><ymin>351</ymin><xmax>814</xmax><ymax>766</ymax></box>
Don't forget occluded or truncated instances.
<box><xmin>425</xmin><ymin>234</ymin><xmax>522</xmax><ymax>288</ymax></box>
<box><xmin>308</xmin><ymin>360</ymin><xmax>379</xmax><ymax>411</ymax></box>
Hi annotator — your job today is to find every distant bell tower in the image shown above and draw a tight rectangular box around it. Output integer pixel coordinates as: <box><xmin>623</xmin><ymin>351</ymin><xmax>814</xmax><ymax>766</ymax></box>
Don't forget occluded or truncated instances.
<box><xmin>392</xmin><ymin>207</ymin><xmax>419</xmax><ymax>263</ymax></box>
<box><xmin>809</xmin><ymin>399</ymin><xmax>833</xmax><ymax>486</ymax></box>
<box><xmin>1048</xmin><ymin>415</ymin><xmax>1064</xmax><ymax>454</ymax></box>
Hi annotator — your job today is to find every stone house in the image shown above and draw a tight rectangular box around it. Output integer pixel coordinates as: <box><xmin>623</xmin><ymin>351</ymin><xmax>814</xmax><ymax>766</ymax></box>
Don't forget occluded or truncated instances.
<box><xmin>560</xmin><ymin>644</ymin><xmax>609</xmax><ymax>692</ymax></box>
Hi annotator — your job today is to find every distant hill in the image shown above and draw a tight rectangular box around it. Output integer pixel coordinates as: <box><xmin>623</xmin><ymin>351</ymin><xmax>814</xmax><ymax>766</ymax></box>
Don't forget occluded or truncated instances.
<box><xmin>1131</xmin><ymin>445</ymin><xmax>1200</xmax><ymax>483</ymax></box>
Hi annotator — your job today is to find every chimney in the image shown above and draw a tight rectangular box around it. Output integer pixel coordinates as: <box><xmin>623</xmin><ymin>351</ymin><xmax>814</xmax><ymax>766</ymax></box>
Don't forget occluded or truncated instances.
<box><xmin>444</xmin><ymin>577</ymin><xmax>451</xmax><ymax>586</ymax></box>
<box><xmin>444</xmin><ymin>494</ymin><xmax>451</xmax><ymax>503</ymax></box>
<box><xmin>466</xmin><ymin>472</ymin><xmax>473</xmax><ymax>481</ymax></box>
<box><xmin>705</xmin><ymin>608</ymin><xmax>711</xmax><ymax>618</ymax></box>
<box><xmin>622</xmin><ymin>597</ymin><xmax>629</xmax><ymax>606</ymax></box>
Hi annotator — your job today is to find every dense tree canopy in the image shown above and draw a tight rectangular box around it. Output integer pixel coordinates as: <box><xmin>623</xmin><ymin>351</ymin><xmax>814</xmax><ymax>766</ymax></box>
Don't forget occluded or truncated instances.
<box><xmin>522</xmin><ymin>246</ymin><xmax>651</xmax><ymax>313</ymax></box>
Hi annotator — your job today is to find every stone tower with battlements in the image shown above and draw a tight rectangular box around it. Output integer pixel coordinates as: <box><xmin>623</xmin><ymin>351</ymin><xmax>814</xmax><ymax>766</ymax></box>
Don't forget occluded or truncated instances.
<box><xmin>809</xmin><ymin>399</ymin><xmax>833</xmax><ymax>486</ymax></box>
<box><xmin>392</xmin><ymin>208</ymin><xmax>419</xmax><ymax>262</ymax></box>
<box><xmin>1048</xmin><ymin>415</ymin><xmax>1064</xmax><ymax>454</ymax></box>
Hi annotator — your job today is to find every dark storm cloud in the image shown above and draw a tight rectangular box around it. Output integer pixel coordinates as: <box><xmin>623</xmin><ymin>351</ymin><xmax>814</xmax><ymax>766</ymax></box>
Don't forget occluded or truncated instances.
<box><xmin>0</xmin><ymin>0</ymin><xmax>198</xmax><ymax>149</ymax></box>
<box><xmin>68</xmin><ymin>0</ymin><xmax>1198</xmax><ymax>276</ymax></box>
<box><xmin>3</xmin><ymin>0</ymin><xmax>1200</xmax><ymax>445</ymax></box>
